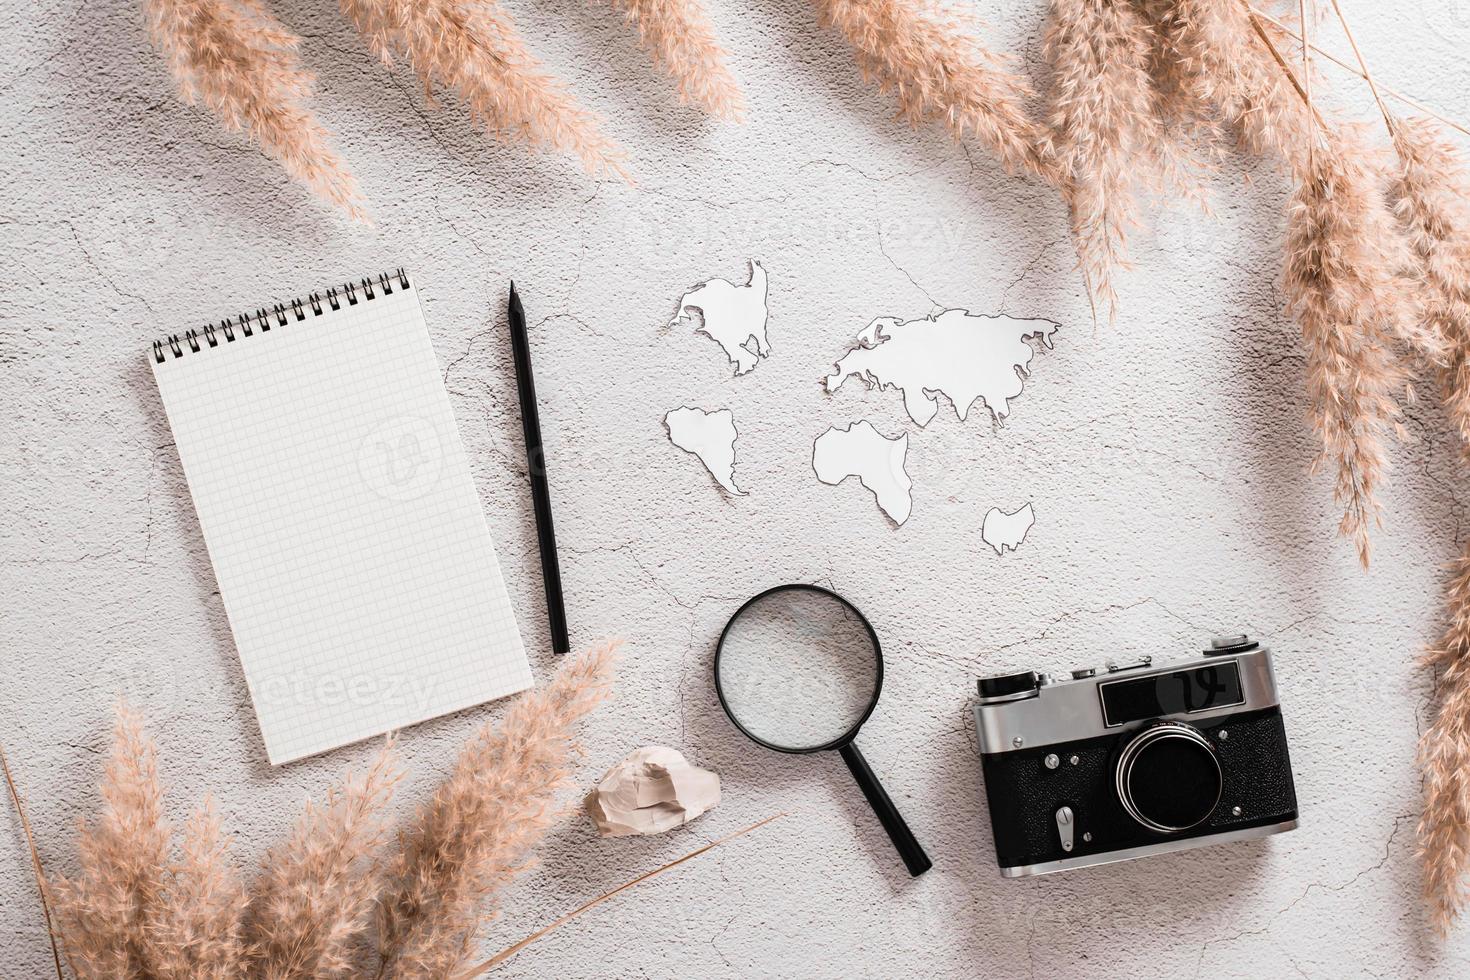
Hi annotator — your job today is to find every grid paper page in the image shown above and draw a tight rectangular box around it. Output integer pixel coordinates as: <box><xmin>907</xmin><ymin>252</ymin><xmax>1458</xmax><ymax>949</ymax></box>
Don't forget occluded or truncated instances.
<box><xmin>151</xmin><ymin>276</ymin><xmax>530</xmax><ymax>764</ymax></box>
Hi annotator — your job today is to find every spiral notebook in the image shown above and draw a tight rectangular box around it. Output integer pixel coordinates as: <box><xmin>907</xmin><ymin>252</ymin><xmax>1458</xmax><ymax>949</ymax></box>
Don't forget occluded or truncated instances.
<box><xmin>150</xmin><ymin>270</ymin><xmax>531</xmax><ymax>764</ymax></box>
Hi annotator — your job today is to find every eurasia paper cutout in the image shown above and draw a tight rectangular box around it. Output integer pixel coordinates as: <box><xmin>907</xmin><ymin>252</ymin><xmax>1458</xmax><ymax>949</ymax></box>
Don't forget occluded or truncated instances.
<box><xmin>584</xmin><ymin>746</ymin><xmax>721</xmax><ymax>837</ymax></box>
<box><xmin>825</xmin><ymin>309</ymin><xmax>1059</xmax><ymax>427</ymax></box>
<box><xmin>983</xmin><ymin>502</ymin><xmax>1035</xmax><ymax>554</ymax></box>
<box><xmin>812</xmin><ymin>421</ymin><xmax>912</xmax><ymax>525</ymax></box>
<box><xmin>665</xmin><ymin>406</ymin><xmax>745</xmax><ymax>495</ymax></box>
<box><xmin>671</xmin><ymin>260</ymin><xmax>771</xmax><ymax>375</ymax></box>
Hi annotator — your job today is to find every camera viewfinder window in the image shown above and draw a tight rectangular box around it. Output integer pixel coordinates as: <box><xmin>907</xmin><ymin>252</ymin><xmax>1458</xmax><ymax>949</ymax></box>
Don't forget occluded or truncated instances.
<box><xmin>1100</xmin><ymin>662</ymin><xmax>1245</xmax><ymax>727</ymax></box>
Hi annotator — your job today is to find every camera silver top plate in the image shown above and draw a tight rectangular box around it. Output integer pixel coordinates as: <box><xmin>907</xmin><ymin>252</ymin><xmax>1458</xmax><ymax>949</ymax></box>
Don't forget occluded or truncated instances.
<box><xmin>973</xmin><ymin>646</ymin><xmax>1280</xmax><ymax>754</ymax></box>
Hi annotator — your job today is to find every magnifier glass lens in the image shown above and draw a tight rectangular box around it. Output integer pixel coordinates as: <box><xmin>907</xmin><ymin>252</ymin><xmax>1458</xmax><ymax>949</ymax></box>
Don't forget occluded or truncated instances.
<box><xmin>717</xmin><ymin>588</ymin><xmax>880</xmax><ymax>751</ymax></box>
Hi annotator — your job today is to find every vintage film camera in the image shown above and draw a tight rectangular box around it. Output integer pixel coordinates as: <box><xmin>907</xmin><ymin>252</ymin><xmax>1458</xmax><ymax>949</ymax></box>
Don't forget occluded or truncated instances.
<box><xmin>973</xmin><ymin>636</ymin><xmax>1298</xmax><ymax>877</ymax></box>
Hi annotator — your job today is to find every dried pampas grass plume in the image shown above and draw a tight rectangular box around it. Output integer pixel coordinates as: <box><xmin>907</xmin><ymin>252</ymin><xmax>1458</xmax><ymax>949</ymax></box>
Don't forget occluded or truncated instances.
<box><xmin>1389</xmin><ymin>115</ymin><xmax>1470</xmax><ymax>932</ymax></box>
<box><xmin>244</xmin><ymin>742</ymin><xmax>400</xmax><ymax>977</ymax></box>
<box><xmin>1420</xmin><ymin>551</ymin><xmax>1470</xmax><ymax>933</ymax></box>
<box><xmin>148</xmin><ymin>800</ymin><xmax>248</xmax><ymax>979</ymax></box>
<box><xmin>1041</xmin><ymin>0</ymin><xmax>1188</xmax><ymax>320</ymax></box>
<box><xmin>1283</xmin><ymin>129</ymin><xmax>1421</xmax><ymax>568</ymax></box>
<box><xmin>1145</xmin><ymin>0</ymin><xmax>1317</xmax><ymax>168</ymax></box>
<box><xmin>143</xmin><ymin>0</ymin><xmax>368</xmax><ymax>221</ymax></box>
<box><xmin>1133</xmin><ymin>0</ymin><xmax>1219</xmax><ymax>153</ymax></box>
<box><xmin>49</xmin><ymin>704</ymin><xmax>171</xmax><ymax>979</ymax></box>
<box><xmin>341</xmin><ymin>0</ymin><xmax>629</xmax><ymax>181</ymax></box>
<box><xmin>813</xmin><ymin>0</ymin><xmax>1051</xmax><ymax>182</ymax></box>
<box><xmin>40</xmin><ymin>651</ymin><xmax>620</xmax><ymax>972</ymax></box>
<box><xmin>601</xmin><ymin>0</ymin><xmax>746</xmax><ymax>121</ymax></box>
<box><xmin>1390</xmin><ymin>116</ymin><xmax>1470</xmax><ymax>441</ymax></box>
<box><xmin>374</xmin><ymin>642</ymin><xmax>618</xmax><ymax>978</ymax></box>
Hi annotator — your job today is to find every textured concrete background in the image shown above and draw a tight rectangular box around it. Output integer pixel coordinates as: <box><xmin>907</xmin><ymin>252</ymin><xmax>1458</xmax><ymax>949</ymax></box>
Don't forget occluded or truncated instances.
<box><xmin>5</xmin><ymin>0</ymin><xmax>1470</xmax><ymax>976</ymax></box>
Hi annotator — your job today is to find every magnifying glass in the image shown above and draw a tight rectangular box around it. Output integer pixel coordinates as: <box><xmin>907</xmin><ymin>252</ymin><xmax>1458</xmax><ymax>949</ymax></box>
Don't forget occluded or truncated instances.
<box><xmin>714</xmin><ymin>584</ymin><xmax>932</xmax><ymax>877</ymax></box>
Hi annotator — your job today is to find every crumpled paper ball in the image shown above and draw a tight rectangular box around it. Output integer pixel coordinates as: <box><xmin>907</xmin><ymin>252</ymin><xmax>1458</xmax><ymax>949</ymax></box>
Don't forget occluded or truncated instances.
<box><xmin>584</xmin><ymin>746</ymin><xmax>721</xmax><ymax>837</ymax></box>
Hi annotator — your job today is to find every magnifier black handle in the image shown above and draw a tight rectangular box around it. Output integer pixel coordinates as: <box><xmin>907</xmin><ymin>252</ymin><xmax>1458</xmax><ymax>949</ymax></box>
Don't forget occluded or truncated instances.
<box><xmin>839</xmin><ymin>742</ymin><xmax>932</xmax><ymax>877</ymax></box>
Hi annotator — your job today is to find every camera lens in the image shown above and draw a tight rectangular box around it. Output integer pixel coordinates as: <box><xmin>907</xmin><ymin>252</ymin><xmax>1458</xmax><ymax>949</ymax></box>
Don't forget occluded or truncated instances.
<box><xmin>1115</xmin><ymin>722</ymin><xmax>1222</xmax><ymax>834</ymax></box>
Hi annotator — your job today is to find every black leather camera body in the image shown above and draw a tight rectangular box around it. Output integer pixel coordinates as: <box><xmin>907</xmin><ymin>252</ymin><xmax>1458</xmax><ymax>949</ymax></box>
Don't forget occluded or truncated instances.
<box><xmin>973</xmin><ymin>636</ymin><xmax>1298</xmax><ymax>877</ymax></box>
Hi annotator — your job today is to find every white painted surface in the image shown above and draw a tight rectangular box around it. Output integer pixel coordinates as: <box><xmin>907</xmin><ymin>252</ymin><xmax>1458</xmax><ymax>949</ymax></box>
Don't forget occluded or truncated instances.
<box><xmin>3</xmin><ymin>1</ymin><xmax>1470</xmax><ymax>976</ymax></box>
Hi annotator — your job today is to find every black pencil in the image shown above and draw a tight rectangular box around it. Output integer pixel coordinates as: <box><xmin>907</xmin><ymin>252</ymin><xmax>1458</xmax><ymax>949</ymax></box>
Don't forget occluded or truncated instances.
<box><xmin>507</xmin><ymin>283</ymin><xmax>570</xmax><ymax>654</ymax></box>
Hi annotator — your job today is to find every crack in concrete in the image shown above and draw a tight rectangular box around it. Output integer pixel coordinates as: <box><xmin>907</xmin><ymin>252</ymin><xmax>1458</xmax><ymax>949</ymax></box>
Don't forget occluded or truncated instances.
<box><xmin>442</xmin><ymin>327</ymin><xmax>495</xmax><ymax>387</ymax></box>
<box><xmin>566</xmin><ymin>541</ymin><xmax>743</xmax><ymax>613</ymax></box>
<box><xmin>1401</xmin><ymin>410</ymin><xmax>1467</xmax><ymax>541</ymax></box>
<box><xmin>983</xmin><ymin>597</ymin><xmax>1209</xmax><ymax>659</ymax></box>
<box><xmin>999</xmin><ymin>238</ymin><xmax>1063</xmax><ymax>312</ymax></box>
<box><xmin>677</xmin><ymin>606</ymin><xmax>699</xmax><ymax>747</ymax></box>
<box><xmin>563</xmin><ymin>183</ymin><xmax>601</xmax><ymax>304</ymax></box>
<box><xmin>876</xmin><ymin>225</ymin><xmax>940</xmax><ymax>311</ymax></box>
<box><xmin>64</xmin><ymin>220</ymin><xmax>155</xmax><ymax>315</ymax></box>
<box><xmin>294</xmin><ymin>35</ymin><xmax>384</xmax><ymax>83</ymax></box>
<box><xmin>539</xmin><ymin>311</ymin><xmax>609</xmax><ymax>344</ymax></box>
<box><xmin>803</xmin><ymin>156</ymin><xmax>931</xmax><ymax>186</ymax></box>
<box><xmin>701</xmin><ymin>156</ymin><xmax>935</xmax><ymax>211</ymax></box>
<box><xmin>0</xmin><ymin>48</ymin><xmax>62</xmax><ymax>95</ymax></box>
<box><xmin>141</xmin><ymin>441</ymin><xmax>175</xmax><ymax>560</ymax></box>
<box><xmin>433</xmin><ymin>196</ymin><xmax>493</xmax><ymax>262</ymax></box>
<box><xmin>1192</xmin><ymin>813</ymin><xmax>1413</xmax><ymax>977</ymax></box>
<box><xmin>708</xmin><ymin>912</ymin><xmax>740</xmax><ymax>970</ymax></box>
<box><xmin>386</xmin><ymin>69</ymin><xmax>461</xmax><ymax>163</ymax></box>
<box><xmin>560</xmin><ymin>539</ymin><xmax>739</xmax><ymax>749</ymax></box>
<box><xmin>4</xmin><ymin>547</ymin><xmax>124</xmax><ymax>566</ymax></box>
<box><xmin>641</xmin><ymin>185</ymin><xmax>727</xmax><ymax>212</ymax></box>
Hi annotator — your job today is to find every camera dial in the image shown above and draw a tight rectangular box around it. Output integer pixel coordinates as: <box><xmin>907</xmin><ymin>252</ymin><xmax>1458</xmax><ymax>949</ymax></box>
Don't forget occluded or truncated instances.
<box><xmin>977</xmin><ymin>670</ymin><xmax>1041</xmax><ymax>703</ymax></box>
<box><xmin>1206</xmin><ymin>634</ymin><xmax>1259</xmax><ymax>656</ymax></box>
<box><xmin>1114</xmin><ymin>721</ymin><xmax>1223</xmax><ymax>834</ymax></box>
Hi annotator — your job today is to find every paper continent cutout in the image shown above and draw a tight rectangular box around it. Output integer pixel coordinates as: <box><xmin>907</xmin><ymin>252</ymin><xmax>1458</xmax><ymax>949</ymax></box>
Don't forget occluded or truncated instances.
<box><xmin>982</xmin><ymin>502</ymin><xmax>1036</xmax><ymax>554</ymax></box>
<box><xmin>671</xmin><ymin>260</ymin><xmax>771</xmax><ymax>375</ymax></box>
<box><xmin>825</xmin><ymin>309</ymin><xmax>1058</xmax><ymax>427</ymax></box>
<box><xmin>665</xmin><ymin>406</ymin><xmax>745</xmax><ymax>495</ymax></box>
<box><xmin>812</xmin><ymin>421</ymin><xmax>912</xmax><ymax>525</ymax></box>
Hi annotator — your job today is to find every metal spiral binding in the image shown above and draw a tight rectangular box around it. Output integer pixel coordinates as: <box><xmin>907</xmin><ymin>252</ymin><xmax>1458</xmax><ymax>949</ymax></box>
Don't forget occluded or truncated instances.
<box><xmin>152</xmin><ymin>268</ymin><xmax>410</xmax><ymax>364</ymax></box>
